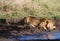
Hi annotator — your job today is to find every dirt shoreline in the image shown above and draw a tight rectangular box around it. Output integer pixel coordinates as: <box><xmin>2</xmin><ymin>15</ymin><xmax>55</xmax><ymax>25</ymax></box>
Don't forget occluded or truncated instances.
<box><xmin>0</xmin><ymin>18</ymin><xmax>60</xmax><ymax>36</ymax></box>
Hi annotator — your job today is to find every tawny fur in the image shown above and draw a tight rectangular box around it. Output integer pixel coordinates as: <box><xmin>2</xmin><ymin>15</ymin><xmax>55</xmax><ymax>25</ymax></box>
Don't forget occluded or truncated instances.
<box><xmin>40</xmin><ymin>18</ymin><xmax>56</xmax><ymax>31</ymax></box>
<box><xmin>24</xmin><ymin>16</ymin><xmax>40</xmax><ymax>27</ymax></box>
<box><xmin>24</xmin><ymin>17</ymin><xmax>56</xmax><ymax>31</ymax></box>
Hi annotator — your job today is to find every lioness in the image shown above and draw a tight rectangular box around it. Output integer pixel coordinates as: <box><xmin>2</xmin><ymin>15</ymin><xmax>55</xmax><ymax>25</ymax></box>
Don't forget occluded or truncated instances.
<box><xmin>24</xmin><ymin>16</ymin><xmax>56</xmax><ymax>31</ymax></box>
<box><xmin>40</xmin><ymin>18</ymin><xmax>56</xmax><ymax>31</ymax></box>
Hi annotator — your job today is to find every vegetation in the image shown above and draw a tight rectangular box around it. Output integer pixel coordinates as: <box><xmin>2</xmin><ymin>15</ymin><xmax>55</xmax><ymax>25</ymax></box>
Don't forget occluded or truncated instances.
<box><xmin>0</xmin><ymin>0</ymin><xmax>60</xmax><ymax>19</ymax></box>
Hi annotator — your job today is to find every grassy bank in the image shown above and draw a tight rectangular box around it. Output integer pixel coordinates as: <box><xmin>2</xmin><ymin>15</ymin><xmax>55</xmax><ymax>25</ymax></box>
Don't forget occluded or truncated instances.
<box><xmin>0</xmin><ymin>0</ymin><xmax>60</xmax><ymax>19</ymax></box>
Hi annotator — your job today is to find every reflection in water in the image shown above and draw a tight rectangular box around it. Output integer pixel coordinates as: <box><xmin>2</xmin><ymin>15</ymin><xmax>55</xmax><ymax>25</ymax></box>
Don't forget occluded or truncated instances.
<box><xmin>48</xmin><ymin>34</ymin><xmax>53</xmax><ymax>39</ymax></box>
<box><xmin>8</xmin><ymin>32</ymin><xmax>60</xmax><ymax>40</ymax></box>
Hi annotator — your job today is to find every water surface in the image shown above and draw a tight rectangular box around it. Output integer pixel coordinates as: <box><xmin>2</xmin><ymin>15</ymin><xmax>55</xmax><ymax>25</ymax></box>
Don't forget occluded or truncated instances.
<box><xmin>9</xmin><ymin>32</ymin><xmax>60</xmax><ymax>40</ymax></box>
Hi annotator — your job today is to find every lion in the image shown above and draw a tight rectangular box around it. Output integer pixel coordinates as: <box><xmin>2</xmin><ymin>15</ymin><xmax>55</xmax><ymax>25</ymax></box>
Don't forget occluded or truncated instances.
<box><xmin>39</xmin><ymin>18</ymin><xmax>56</xmax><ymax>31</ymax></box>
<box><xmin>24</xmin><ymin>16</ymin><xmax>56</xmax><ymax>31</ymax></box>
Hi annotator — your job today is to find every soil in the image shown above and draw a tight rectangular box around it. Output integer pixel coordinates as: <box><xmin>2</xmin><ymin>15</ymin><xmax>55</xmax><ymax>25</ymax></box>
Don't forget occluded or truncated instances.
<box><xmin>0</xmin><ymin>18</ymin><xmax>60</xmax><ymax>37</ymax></box>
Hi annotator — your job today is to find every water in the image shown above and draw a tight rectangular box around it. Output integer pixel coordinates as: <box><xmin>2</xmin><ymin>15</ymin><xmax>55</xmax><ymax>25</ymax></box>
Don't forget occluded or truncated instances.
<box><xmin>8</xmin><ymin>32</ymin><xmax>60</xmax><ymax>41</ymax></box>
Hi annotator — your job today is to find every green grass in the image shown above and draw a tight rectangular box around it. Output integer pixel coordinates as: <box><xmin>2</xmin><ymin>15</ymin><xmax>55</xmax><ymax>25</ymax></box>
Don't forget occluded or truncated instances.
<box><xmin>0</xmin><ymin>0</ymin><xmax>60</xmax><ymax>19</ymax></box>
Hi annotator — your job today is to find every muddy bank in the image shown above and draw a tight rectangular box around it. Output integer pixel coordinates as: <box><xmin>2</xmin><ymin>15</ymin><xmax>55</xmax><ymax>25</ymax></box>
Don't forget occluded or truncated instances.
<box><xmin>0</xmin><ymin>38</ymin><xmax>17</xmax><ymax>41</ymax></box>
<box><xmin>0</xmin><ymin>18</ymin><xmax>60</xmax><ymax>37</ymax></box>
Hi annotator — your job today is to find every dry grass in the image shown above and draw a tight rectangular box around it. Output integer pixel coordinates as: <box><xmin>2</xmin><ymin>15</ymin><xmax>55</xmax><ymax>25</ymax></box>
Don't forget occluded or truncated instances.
<box><xmin>0</xmin><ymin>0</ymin><xmax>60</xmax><ymax>19</ymax></box>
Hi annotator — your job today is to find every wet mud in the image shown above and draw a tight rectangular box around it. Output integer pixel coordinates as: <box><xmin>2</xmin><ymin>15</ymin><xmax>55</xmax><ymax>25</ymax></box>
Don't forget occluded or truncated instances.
<box><xmin>0</xmin><ymin>18</ymin><xmax>60</xmax><ymax>39</ymax></box>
